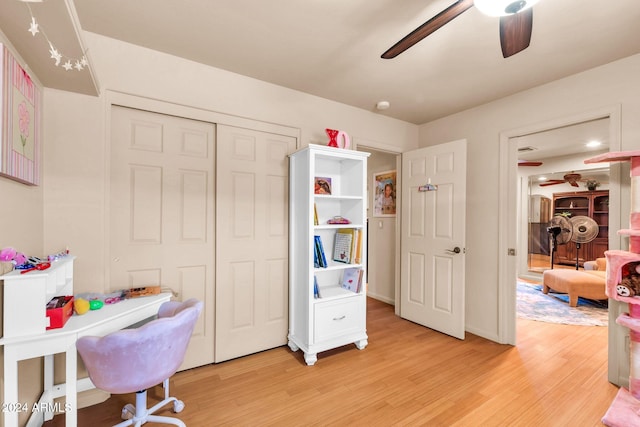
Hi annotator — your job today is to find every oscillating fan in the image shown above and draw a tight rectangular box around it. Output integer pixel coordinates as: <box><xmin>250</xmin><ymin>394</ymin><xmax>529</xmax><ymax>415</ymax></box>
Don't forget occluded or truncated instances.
<box><xmin>569</xmin><ymin>215</ymin><xmax>599</xmax><ymax>270</ymax></box>
<box><xmin>547</xmin><ymin>215</ymin><xmax>572</xmax><ymax>269</ymax></box>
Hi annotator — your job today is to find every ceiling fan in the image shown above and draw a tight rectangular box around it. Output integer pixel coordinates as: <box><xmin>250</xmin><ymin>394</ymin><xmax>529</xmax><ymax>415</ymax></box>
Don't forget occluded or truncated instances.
<box><xmin>381</xmin><ymin>0</ymin><xmax>539</xmax><ymax>59</ymax></box>
<box><xmin>539</xmin><ymin>172</ymin><xmax>582</xmax><ymax>187</ymax></box>
<box><xmin>518</xmin><ymin>160</ymin><xmax>542</xmax><ymax>167</ymax></box>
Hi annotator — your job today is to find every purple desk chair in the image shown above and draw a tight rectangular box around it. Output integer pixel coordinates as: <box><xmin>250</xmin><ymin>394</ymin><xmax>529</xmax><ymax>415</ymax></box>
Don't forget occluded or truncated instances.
<box><xmin>76</xmin><ymin>298</ymin><xmax>202</xmax><ymax>427</ymax></box>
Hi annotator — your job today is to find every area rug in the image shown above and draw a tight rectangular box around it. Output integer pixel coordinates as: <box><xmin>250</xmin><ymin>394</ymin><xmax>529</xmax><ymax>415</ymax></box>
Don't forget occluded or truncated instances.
<box><xmin>516</xmin><ymin>281</ymin><xmax>608</xmax><ymax>326</ymax></box>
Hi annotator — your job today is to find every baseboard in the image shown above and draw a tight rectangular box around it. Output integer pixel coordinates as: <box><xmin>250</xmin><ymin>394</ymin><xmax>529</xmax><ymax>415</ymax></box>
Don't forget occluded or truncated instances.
<box><xmin>367</xmin><ymin>293</ymin><xmax>394</xmax><ymax>305</ymax></box>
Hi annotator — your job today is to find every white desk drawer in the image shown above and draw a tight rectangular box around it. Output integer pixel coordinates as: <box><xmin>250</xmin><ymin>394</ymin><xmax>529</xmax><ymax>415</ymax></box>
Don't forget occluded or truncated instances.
<box><xmin>314</xmin><ymin>297</ymin><xmax>364</xmax><ymax>343</ymax></box>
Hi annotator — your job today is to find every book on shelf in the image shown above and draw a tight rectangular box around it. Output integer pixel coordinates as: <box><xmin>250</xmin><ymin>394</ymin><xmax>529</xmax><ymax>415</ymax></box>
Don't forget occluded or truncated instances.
<box><xmin>341</xmin><ymin>268</ymin><xmax>361</xmax><ymax>293</ymax></box>
<box><xmin>333</xmin><ymin>228</ymin><xmax>362</xmax><ymax>264</ymax></box>
<box><xmin>313</xmin><ymin>203</ymin><xmax>319</xmax><ymax>225</ymax></box>
<box><xmin>314</xmin><ymin>239</ymin><xmax>320</xmax><ymax>268</ymax></box>
<box><xmin>354</xmin><ymin>228</ymin><xmax>362</xmax><ymax>264</ymax></box>
<box><xmin>314</xmin><ymin>235</ymin><xmax>328</xmax><ymax>268</ymax></box>
<box><xmin>333</xmin><ymin>230</ymin><xmax>353</xmax><ymax>263</ymax></box>
<box><xmin>314</xmin><ymin>275</ymin><xmax>321</xmax><ymax>299</ymax></box>
<box><xmin>356</xmin><ymin>269</ymin><xmax>364</xmax><ymax>293</ymax></box>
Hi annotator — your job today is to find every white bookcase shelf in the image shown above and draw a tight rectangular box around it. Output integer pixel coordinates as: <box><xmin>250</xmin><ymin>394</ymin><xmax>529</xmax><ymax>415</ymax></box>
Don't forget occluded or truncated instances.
<box><xmin>288</xmin><ymin>144</ymin><xmax>369</xmax><ymax>365</ymax></box>
<box><xmin>1</xmin><ymin>256</ymin><xmax>75</xmax><ymax>338</ymax></box>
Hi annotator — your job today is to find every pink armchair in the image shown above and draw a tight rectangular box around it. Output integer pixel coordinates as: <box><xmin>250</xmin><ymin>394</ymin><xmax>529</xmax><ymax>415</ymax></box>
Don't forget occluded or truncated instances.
<box><xmin>76</xmin><ymin>298</ymin><xmax>202</xmax><ymax>426</ymax></box>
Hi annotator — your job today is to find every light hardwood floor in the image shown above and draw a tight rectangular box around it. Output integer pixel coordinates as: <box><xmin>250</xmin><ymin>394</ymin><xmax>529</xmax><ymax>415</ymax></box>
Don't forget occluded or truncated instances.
<box><xmin>45</xmin><ymin>298</ymin><xmax>618</xmax><ymax>426</ymax></box>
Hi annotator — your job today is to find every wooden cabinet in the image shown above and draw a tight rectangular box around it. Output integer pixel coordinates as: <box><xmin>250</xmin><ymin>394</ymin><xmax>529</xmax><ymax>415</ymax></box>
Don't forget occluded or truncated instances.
<box><xmin>552</xmin><ymin>190</ymin><xmax>608</xmax><ymax>266</ymax></box>
<box><xmin>288</xmin><ymin>145</ymin><xmax>369</xmax><ymax>365</ymax></box>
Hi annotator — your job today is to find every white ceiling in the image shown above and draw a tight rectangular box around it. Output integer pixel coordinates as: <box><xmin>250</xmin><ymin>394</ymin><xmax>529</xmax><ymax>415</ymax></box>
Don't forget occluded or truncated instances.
<box><xmin>517</xmin><ymin>117</ymin><xmax>610</xmax><ymax>184</ymax></box>
<box><xmin>1</xmin><ymin>0</ymin><xmax>640</xmax><ymax>125</ymax></box>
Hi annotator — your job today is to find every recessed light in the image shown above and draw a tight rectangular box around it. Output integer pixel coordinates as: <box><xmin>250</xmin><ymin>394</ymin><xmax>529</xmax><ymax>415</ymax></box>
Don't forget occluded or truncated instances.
<box><xmin>586</xmin><ymin>140</ymin><xmax>602</xmax><ymax>148</ymax></box>
<box><xmin>376</xmin><ymin>101</ymin><xmax>390</xmax><ymax>110</ymax></box>
<box><xmin>538</xmin><ymin>176</ymin><xmax>547</xmax><ymax>182</ymax></box>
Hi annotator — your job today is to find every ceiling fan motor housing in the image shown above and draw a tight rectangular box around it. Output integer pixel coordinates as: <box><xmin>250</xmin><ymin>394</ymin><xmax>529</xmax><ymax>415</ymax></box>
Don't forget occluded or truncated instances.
<box><xmin>474</xmin><ymin>0</ymin><xmax>539</xmax><ymax>17</ymax></box>
<box><xmin>505</xmin><ymin>1</ymin><xmax>528</xmax><ymax>14</ymax></box>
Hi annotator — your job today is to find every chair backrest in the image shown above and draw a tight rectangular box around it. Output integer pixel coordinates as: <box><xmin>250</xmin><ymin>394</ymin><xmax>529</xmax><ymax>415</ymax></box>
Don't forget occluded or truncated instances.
<box><xmin>77</xmin><ymin>298</ymin><xmax>203</xmax><ymax>394</ymax></box>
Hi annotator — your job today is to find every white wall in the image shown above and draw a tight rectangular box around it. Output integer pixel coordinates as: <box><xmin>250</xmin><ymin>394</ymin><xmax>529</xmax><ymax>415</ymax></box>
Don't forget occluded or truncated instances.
<box><xmin>366</xmin><ymin>150</ymin><xmax>397</xmax><ymax>304</ymax></box>
<box><xmin>41</xmin><ymin>32</ymin><xmax>419</xmax><ymax>295</ymax></box>
<box><xmin>418</xmin><ymin>53</ymin><xmax>640</xmax><ymax>342</ymax></box>
<box><xmin>0</xmin><ymin>29</ymin><xmax>46</xmax><ymax>426</ymax></box>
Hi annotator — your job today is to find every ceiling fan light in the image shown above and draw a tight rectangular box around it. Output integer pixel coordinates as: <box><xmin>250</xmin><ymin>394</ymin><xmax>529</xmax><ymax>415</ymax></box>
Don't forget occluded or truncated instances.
<box><xmin>474</xmin><ymin>0</ymin><xmax>539</xmax><ymax>17</ymax></box>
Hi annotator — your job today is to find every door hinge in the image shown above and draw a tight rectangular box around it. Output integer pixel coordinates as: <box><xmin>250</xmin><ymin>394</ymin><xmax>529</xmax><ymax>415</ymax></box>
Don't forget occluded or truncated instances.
<box><xmin>508</xmin><ymin>248</ymin><xmax>517</xmax><ymax>256</ymax></box>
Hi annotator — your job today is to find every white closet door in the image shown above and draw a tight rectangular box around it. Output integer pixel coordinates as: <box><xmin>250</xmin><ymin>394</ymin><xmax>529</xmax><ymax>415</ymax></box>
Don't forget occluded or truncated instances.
<box><xmin>215</xmin><ymin>125</ymin><xmax>296</xmax><ymax>362</ymax></box>
<box><xmin>110</xmin><ymin>106</ymin><xmax>215</xmax><ymax>369</ymax></box>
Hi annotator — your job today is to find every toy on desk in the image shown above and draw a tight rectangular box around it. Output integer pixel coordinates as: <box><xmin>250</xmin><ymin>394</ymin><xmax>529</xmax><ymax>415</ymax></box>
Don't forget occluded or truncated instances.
<box><xmin>73</xmin><ymin>286</ymin><xmax>162</xmax><ymax>316</ymax></box>
<box><xmin>0</xmin><ymin>247</ymin><xmax>28</xmax><ymax>267</ymax></box>
<box><xmin>74</xmin><ymin>298</ymin><xmax>91</xmax><ymax>315</ymax></box>
<box><xmin>20</xmin><ymin>262</ymin><xmax>51</xmax><ymax>274</ymax></box>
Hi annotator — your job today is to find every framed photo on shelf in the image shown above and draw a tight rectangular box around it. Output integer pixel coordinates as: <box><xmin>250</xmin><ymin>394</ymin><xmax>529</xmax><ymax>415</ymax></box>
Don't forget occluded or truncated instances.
<box><xmin>373</xmin><ymin>170</ymin><xmax>396</xmax><ymax>217</ymax></box>
<box><xmin>314</xmin><ymin>176</ymin><xmax>332</xmax><ymax>195</ymax></box>
<box><xmin>0</xmin><ymin>44</ymin><xmax>41</xmax><ymax>185</ymax></box>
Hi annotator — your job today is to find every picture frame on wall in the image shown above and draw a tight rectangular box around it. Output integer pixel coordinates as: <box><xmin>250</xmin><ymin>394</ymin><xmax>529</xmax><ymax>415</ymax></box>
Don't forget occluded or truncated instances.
<box><xmin>0</xmin><ymin>44</ymin><xmax>41</xmax><ymax>186</ymax></box>
<box><xmin>373</xmin><ymin>170</ymin><xmax>396</xmax><ymax>217</ymax></box>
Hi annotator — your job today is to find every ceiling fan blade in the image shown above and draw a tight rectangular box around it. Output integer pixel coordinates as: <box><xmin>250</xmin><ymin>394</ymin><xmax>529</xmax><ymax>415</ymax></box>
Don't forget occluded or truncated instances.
<box><xmin>499</xmin><ymin>8</ymin><xmax>533</xmax><ymax>58</ymax></box>
<box><xmin>381</xmin><ymin>0</ymin><xmax>474</xmax><ymax>59</ymax></box>
<box><xmin>518</xmin><ymin>160</ymin><xmax>543</xmax><ymax>166</ymax></box>
<box><xmin>539</xmin><ymin>180</ymin><xmax>565</xmax><ymax>187</ymax></box>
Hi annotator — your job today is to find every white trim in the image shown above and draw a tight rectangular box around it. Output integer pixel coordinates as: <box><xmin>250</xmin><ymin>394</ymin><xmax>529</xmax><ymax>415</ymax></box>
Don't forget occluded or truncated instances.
<box><xmin>105</xmin><ymin>90</ymin><xmax>301</xmax><ymax>139</ymax></box>
<box><xmin>354</xmin><ymin>139</ymin><xmax>403</xmax><ymax>316</ymax></box>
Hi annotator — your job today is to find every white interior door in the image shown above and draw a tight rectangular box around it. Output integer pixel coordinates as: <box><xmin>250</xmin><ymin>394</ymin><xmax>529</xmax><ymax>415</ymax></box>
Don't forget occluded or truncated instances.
<box><xmin>215</xmin><ymin>125</ymin><xmax>296</xmax><ymax>362</ymax></box>
<box><xmin>400</xmin><ymin>139</ymin><xmax>467</xmax><ymax>339</ymax></box>
<box><xmin>110</xmin><ymin>106</ymin><xmax>215</xmax><ymax>369</ymax></box>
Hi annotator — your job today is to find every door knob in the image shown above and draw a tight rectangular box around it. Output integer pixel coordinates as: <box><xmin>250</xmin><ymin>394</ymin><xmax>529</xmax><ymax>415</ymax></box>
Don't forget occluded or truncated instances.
<box><xmin>446</xmin><ymin>247</ymin><xmax>461</xmax><ymax>254</ymax></box>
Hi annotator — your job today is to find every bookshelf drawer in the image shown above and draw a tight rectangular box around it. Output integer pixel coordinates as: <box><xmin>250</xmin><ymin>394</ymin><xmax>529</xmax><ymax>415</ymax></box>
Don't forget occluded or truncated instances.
<box><xmin>314</xmin><ymin>298</ymin><xmax>363</xmax><ymax>342</ymax></box>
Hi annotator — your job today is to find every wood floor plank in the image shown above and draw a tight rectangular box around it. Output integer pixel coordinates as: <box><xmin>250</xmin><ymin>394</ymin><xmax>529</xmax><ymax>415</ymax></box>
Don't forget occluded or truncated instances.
<box><xmin>44</xmin><ymin>298</ymin><xmax>618</xmax><ymax>426</ymax></box>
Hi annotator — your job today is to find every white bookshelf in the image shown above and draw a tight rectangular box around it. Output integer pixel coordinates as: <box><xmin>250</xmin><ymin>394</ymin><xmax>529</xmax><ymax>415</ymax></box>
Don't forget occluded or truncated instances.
<box><xmin>288</xmin><ymin>144</ymin><xmax>369</xmax><ymax>365</ymax></box>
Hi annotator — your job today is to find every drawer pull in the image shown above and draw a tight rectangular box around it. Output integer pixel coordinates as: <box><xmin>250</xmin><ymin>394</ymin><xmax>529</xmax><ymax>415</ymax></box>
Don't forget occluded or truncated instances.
<box><xmin>333</xmin><ymin>315</ymin><xmax>346</xmax><ymax>321</ymax></box>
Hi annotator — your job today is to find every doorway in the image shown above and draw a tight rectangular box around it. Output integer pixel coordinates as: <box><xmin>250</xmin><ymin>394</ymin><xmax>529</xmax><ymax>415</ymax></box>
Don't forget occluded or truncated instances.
<box><xmin>515</xmin><ymin>117</ymin><xmax>611</xmax><ymax>280</ymax></box>
<box><xmin>357</xmin><ymin>146</ymin><xmax>400</xmax><ymax>306</ymax></box>
<box><xmin>498</xmin><ymin>105</ymin><xmax>622</xmax><ymax>346</ymax></box>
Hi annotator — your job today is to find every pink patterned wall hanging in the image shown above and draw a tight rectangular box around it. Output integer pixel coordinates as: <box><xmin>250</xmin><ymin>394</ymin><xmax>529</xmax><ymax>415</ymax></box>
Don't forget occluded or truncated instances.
<box><xmin>0</xmin><ymin>44</ymin><xmax>40</xmax><ymax>185</ymax></box>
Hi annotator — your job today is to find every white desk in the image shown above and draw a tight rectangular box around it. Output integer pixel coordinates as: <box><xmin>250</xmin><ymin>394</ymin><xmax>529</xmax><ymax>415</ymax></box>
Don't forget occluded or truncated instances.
<box><xmin>0</xmin><ymin>293</ymin><xmax>171</xmax><ymax>427</ymax></box>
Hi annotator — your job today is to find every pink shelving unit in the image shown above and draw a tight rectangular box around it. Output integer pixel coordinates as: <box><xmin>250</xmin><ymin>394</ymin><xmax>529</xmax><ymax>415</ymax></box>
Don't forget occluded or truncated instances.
<box><xmin>585</xmin><ymin>150</ymin><xmax>640</xmax><ymax>426</ymax></box>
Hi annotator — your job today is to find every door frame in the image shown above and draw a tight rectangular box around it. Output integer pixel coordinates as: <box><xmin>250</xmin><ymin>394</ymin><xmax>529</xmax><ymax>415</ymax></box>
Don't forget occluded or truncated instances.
<box><xmin>354</xmin><ymin>138</ymin><xmax>403</xmax><ymax>315</ymax></box>
<box><xmin>498</xmin><ymin>105</ymin><xmax>622</xmax><ymax>348</ymax></box>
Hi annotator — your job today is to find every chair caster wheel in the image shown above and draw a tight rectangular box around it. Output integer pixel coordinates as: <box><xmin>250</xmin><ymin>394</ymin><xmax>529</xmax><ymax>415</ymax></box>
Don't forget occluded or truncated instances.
<box><xmin>173</xmin><ymin>400</ymin><xmax>185</xmax><ymax>413</ymax></box>
<box><xmin>121</xmin><ymin>403</ymin><xmax>135</xmax><ymax>420</ymax></box>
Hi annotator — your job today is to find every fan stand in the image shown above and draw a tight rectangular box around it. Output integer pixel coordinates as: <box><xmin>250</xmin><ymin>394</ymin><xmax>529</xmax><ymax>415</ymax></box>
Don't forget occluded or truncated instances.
<box><xmin>546</xmin><ymin>226</ymin><xmax>564</xmax><ymax>270</ymax></box>
<box><xmin>574</xmin><ymin>242</ymin><xmax>582</xmax><ymax>270</ymax></box>
<box><xmin>550</xmin><ymin>234</ymin><xmax>558</xmax><ymax>270</ymax></box>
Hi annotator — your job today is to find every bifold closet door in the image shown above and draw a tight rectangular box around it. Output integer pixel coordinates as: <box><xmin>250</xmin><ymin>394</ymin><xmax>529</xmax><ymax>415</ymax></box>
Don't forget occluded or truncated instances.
<box><xmin>110</xmin><ymin>106</ymin><xmax>215</xmax><ymax>370</ymax></box>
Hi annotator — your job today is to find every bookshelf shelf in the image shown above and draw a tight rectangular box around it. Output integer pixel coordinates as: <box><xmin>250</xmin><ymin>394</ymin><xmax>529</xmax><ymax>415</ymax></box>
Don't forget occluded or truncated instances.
<box><xmin>288</xmin><ymin>144</ymin><xmax>369</xmax><ymax>365</ymax></box>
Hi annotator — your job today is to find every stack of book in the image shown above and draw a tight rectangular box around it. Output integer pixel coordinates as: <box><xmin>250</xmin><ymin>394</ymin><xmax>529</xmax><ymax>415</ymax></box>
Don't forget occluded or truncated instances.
<box><xmin>314</xmin><ymin>235</ymin><xmax>328</xmax><ymax>268</ymax></box>
<box><xmin>341</xmin><ymin>267</ymin><xmax>364</xmax><ymax>293</ymax></box>
<box><xmin>332</xmin><ymin>228</ymin><xmax>362</xmax><ymax>264</ymax></box>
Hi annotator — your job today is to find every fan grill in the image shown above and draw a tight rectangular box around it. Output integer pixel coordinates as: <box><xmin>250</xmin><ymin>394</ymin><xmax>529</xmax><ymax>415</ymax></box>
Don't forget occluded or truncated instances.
<box><xmin>569</xmin><ymin>216</ymin><xmax>599</xmax><ymax>244</ymax></box>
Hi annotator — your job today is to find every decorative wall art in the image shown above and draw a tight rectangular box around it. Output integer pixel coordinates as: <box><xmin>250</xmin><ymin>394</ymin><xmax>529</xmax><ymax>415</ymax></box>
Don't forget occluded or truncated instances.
<box><xmin>373</xmin><ymin>170</ymin><xmax>396</xmax><ymax>217</ymax></box>
<box><xmin>0</xmin><ymin>44</ymin><xmax>41</xmax><ymax>185</ymax></box>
